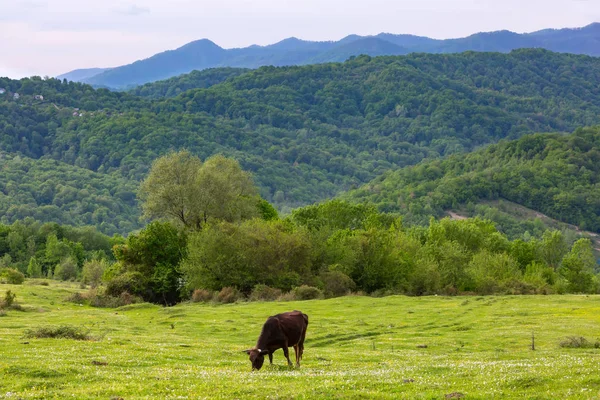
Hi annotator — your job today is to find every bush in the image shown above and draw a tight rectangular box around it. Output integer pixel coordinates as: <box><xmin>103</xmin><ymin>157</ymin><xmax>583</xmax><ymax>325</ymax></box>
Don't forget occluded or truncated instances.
<box><xmin>66</xmin><ymin>292</ymin><xmax>87</xmax><ymax>304</ymax></box>
<box><xmin>559</xmin><ymin>336</ymin><xmax>600</xmax><ymax>349</ymax></box>
<box><xmin>105</xmin><ymin>271</ymin><xmax>146</xmax><ymax>297</ymax></box>
<box><xmin>0</xmin><ymin>268</ymin><xmax>25</xmax><ymax>284</ymax></box>
<box><xmin>0</xmin><ymin>290</ymin><xmax>17</xmax><ymax>309</ymax></box>
<box><xmin>502</xmin><ymin>279</ymin><xmax>541</xmax><ymax>295</ymax></box>
<box><xmin>320</xmin><ymin>271</ymin><xmax>356</xmax><ymax>298</ymax></box>
<box><xmin>54</xmin><ymin>257</ymin><xmax>79</xmax><ymax>281</ymax></box>
<box><xmin>82</xmin><ymin>259</ymin><xmax>109</xmax><ymax>288</ymax></box>
<box><xmin>191</xmin><ymin>289</ymin><xmax>214</xmax><ymax>302</ymax></box>
<box><xmin>89</xmin><ymin>292</ymin><xmax>141</xmax><ymax>308</ymax></box>
<box><xmin>249</xmin><ymin>284</ymin><xmax>282</xmax><ymax>301</ymax></box>
<box><xmin>277</xmin><ymin>291</ymin><xmax>296</xmax><ymax>302</ymax></box>
<box><xmin>67</xmin><ymin>289</ymin><xmax>141</xmax><ymax>308</ymax></box>
<box><xmin>289</xmin><ymin>285</ymin><xmax>323</xmax><ymax>300</ymax></box>
<box><xmin>24</xmin><ymin>325</ymin><xmax>92</xmax><ymax>340</ymax></box>
<box><xmin>216</xmin><ymin>287</ymin><xmax>244</xmax><ymax>304</ymax></box>
<box><xmin>370</xmin><ymin>288</ymin><xmax>402</xmax><ymax>298</ymax></box>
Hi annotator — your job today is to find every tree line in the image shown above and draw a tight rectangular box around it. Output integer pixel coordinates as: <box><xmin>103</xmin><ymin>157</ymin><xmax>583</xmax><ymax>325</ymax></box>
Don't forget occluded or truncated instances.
<box><xmin>3</xmin><ymin>152</ymin><xmax>597</xmax><ymax>305</ymax></box>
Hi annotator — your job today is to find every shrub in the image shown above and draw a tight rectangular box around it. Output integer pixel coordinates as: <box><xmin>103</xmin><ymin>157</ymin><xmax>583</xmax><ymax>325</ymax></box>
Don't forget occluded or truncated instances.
<box><xmin>370</xmin><ymin>288</ymin><xmax>402</xmax><ymax>298</ymax></box>
<box><xmin>191</xmin><ymin>289</ymin><xmax>214</xmax><ymax>303</ymax></box>
<box><xmin>118</xmin><ymin>292</ymin><xmax>137</xmax><ymax>306</ymax></box>
<box><xmin>216</xmin><ymin>287</ymin><xmax>244</xmax><ymax>304</ymax></box>
<box><xmin>249</xmin><ymin>284</ymin><xmax>282</xmax><ymax>301</ymax></box>
<box><xmin>89</xmin><ymin>293</ymin><xmax>140</xmax><ymax>308</ymax></box>
<box><xmin>277</xmin><ymin>291</ymin><xmax>296</xmax><ymax>302</ymax></box>
<box><xmin>66</xmin><ymin>292</ymin><xmax>87</xmax><ymax>304</ymax></box>
<box><xmin>320</xmin><ymin>271</ymin><xmax>356</xmax><ymax>298</ymax></box>
<box><xmin>24</xmin><ymin>325</ymin><xmax>92</xmax><ymax>340</ymax></box>
<box><xmin>559</xmin><ymin>336</ymin><xmax>600</xmax><ymax>349</ymax></box>
<box><xmin>82</xmin><ymin>259</ymin><xmax>109</xmax><ymax>288</ymax></box>
<box><xmin>502</xmin><ymin>279</ymin><xmax>540</xmax><ymax>295</ymax></box>
<box><xmin>54</xmin><ymin>257</ymin><xmax>79</xmax><ymax>281</ymax></box>
<box><xmin>105</xmin><ymin>271</ymin><xmax>146</xmax><ymax>298</ymax></box>
<box><xmin>0</xmin><ymin>268</ymin><xmax>25</xmax><ymax>284</ymax></box>
<box><xmin>290</xmin><ymin>285</ymin><xmax>323</xmax><ymax>300</ymax></box>
<box><xmin>0</xmin><ymin>290</ymin><xmax>17</xmax><ymax>309</ymax></box>
<box><xmin>67</xmin><ymin>289</ymin><xmax>141</xmax><ymax>308</ymax></box>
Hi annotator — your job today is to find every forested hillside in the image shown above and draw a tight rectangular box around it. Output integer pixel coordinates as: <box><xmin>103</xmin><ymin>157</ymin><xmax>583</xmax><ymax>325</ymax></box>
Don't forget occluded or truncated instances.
<box><xmin>128</xmin><ymin>68</ymin><xmax>249</xmax><ymax>99</ymax></box>
<box><xmin>2</xmin><ymin>50</ymin><xmax>600</xmax><ymax>233</ymax></box>
<box><xmin>345</xmin><ymin>127</ymin><xmax>600</xmax><ymax>233</ymax></box>
<box><xmin>0</xmin><ymin>154</ymin><xmax>140</xmax><ymax>235</ymax></box>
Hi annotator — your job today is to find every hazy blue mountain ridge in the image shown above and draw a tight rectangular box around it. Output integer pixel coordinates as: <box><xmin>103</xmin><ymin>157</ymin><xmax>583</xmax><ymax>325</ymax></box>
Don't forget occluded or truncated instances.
<box><xmin>58</xmin><ymin>23</ymin><xmax>600</xmax><ymax>89</ymax></box>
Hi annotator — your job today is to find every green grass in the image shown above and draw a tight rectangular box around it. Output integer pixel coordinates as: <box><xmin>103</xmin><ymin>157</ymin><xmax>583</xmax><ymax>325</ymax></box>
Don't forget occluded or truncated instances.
<box><xmin>1</xmin><ymin>281</ymin><xmax>600</xmax><ymax>399</ymax></box>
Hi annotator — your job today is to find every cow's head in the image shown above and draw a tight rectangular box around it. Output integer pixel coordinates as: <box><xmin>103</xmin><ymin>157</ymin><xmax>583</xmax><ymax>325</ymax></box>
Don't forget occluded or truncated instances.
<box><xmin>243</xmin><ymin>348</ymin><xmax>266</xmax><ymax>370</ymax></box>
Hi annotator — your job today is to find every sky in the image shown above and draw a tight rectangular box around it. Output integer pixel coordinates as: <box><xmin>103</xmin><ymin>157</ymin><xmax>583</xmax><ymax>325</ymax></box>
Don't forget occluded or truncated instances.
<box><xmin>0</xmin><ymin>0</ymin><xmax>598</xmax><ymax>78</ymax></box>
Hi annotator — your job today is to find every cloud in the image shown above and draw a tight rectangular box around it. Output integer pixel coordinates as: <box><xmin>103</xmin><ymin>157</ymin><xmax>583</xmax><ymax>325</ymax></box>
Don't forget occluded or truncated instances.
<box><xmin>115</xmin><ymin>4</ymin><xmax>151</xmax><ymax>16</ymax></box>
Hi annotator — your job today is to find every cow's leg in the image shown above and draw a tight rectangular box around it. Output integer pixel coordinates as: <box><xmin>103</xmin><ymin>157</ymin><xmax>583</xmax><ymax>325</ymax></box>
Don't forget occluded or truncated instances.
<box><xmin>298</xmin><ymin>328</ymin><xmax>306</xmax><ymax>362</ymax></box>
<box><xmin>282</xmin><ymin>345</ymin><xmax>293</xmax><ymax>366</ymax></box>
<box><xmin>293</xmin><ymin>344</ymin><xmax>300</xmax><ymax>367</ymax></box>
<box><xmin>268</xmin><ymin>352</ymin><xmax>273</xmax><ymax>365</ymax></box>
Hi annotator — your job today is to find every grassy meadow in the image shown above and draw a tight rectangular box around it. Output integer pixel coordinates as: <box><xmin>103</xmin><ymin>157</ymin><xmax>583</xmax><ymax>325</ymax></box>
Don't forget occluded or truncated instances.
<box><xmin>1</xmin><ymin>281</ymin><xmax>600</xmax><ymax>399</ymax></box>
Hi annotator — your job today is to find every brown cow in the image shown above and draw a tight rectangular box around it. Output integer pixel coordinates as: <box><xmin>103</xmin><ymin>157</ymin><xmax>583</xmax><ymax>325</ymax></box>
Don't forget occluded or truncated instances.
<box><xmin>243</xmin><ymin>310</ymin><xmax>308</xmax><ymax>370</ymax></box>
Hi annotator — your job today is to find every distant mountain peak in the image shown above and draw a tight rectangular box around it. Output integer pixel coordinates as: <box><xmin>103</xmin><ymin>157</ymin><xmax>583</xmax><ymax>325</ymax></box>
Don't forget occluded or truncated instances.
<box><xmin>178</xmin><ymin>39</ymin><xmax>224</xmax><ymax>51</ymax></box>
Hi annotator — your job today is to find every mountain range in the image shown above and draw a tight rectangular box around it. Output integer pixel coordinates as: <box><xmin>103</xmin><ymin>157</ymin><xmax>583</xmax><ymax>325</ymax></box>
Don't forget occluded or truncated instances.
<box><xmin>57</xmin><ymin>23</ymin><xmax>600</xmax><ymax>89</ymax></box>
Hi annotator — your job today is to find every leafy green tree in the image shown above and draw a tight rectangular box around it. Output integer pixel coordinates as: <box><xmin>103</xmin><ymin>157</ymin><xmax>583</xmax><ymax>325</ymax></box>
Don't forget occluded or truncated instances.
<box><xmin>27</xmin><ymin>257</ymin><xmax>43</xmax><ymax>278</ymax></box>
<box><xmin>44</xmin><ymin>234</ymin><xmax>72</xmax><ymax>273</ymax></box>
<box><xmin>257</xmin><ymin>199</ymin><xmax>279</xmax><ymax>221</ymax></box>
<box><xmin>539</xmin><ymin>230</ymin><xmax>569</xmax><ymax>271</ymax></box>
<box><xmin>139</xmin><ymin>152</ymin><xmax>258</xmax><ymax>230</ymax></box>
<box><xmin>560</xmin><ymin>239</ymin><xmax>598</xmax><ymax>293</ymax></box>
<box><xmin>466</xmin><ymin>251</ymin><xmax>521</xmax><ymax>294</ymax></box>
<box><xmin>112</xmin><ymin>221</ymin><xmax>187</xmax><ymax>305</ymax></box>
<box><xmin>182</xmin><ymin>219</ymin><xmax>311</xmax><ymax>292</ymax></box>
<box><xmin>53</xmin><ymin>256</ymin><xmax>79</xmax><ymax>281</ymax></box>
<box><xmin>138</xmin><ymin>150</ymin><xmax>203</xmax><ymax>229</ymax></box>
<box><xmin>82</xmin><ymin>259</ymin><xmax>109</xmax><ymax>288</ymax></box>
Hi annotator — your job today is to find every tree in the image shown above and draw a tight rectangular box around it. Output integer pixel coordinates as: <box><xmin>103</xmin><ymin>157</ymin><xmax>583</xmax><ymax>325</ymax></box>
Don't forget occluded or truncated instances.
<box><xmin>53</xmin><ymin>256</ymin><xmax>78</xmax><ymax>281</ymax></box>
<box><xmin>560</xmin><ymin>239</ymin><xmax>597</xmax><ymax>293</ymax></box>
<box><xmin>138</xmin><ymin>150</ymin><xmax>202</xmax><ymax>229</ymax></box>
<box><xmin>27</xmin><ymin>257</ymin><xmax>43</xmax><ymax>278</ymax></box>
<box><xmin>111</xmin><ymin>221</ymin><xmax>187</xmax><ymax>305</ymax></box>
<box><xmin>539</xmin><ymin>230</ymin><xmax>568</xmax><ymax>270</ymax></box>
<box><xmin>82</xmin><ymin>259</ymin><xmax>109</xmax><ymax>288</ymax></box>
<box><xmin>182</xmin><ymin>219</ymin><xmax>311</xmax><ymax>292</ymax></box>
<box><xmin>466</xmin><ymin>251</ymin><xmax>521</xmax><ymax>294</ymax></box>
<box><xmin>138</xmin><ymin>151</ymin><xmax>259</xmax><ymax>230</ymax></box>
<box><xmin>193</xmin><ymin>155</ymin><xmax>259</xmax><ymax>225</ymax></box>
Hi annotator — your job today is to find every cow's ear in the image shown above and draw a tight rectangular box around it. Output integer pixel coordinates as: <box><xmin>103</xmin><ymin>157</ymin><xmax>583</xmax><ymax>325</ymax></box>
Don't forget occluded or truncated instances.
<box><xmin>242</xmin><ymin>349</ymin><xmax>253</xmax><ymax>354</ymax></box>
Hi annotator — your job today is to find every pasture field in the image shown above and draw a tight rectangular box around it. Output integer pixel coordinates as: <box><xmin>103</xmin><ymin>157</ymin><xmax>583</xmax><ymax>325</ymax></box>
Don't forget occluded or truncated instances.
<box><xmin>1</xmin><ymin>282</ymin><xmax>600</xmax><ymax>399</ymax></box>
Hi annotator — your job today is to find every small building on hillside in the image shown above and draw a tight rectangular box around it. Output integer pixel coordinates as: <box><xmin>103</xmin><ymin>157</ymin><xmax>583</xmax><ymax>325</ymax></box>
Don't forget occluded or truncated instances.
<box><xmin>13</xmin><ymin>93</ymin><xmax>20</xmax><ymax>100</ymax></box>
<box><xmin>0</xmin><ymin>88</ymin><xmax>6</xmax><ymax>94</ymax></box>
<box><xmin>34</xmin><ymin>94</ymin><xmax>44</xmax><ymax>101</ymax></box>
